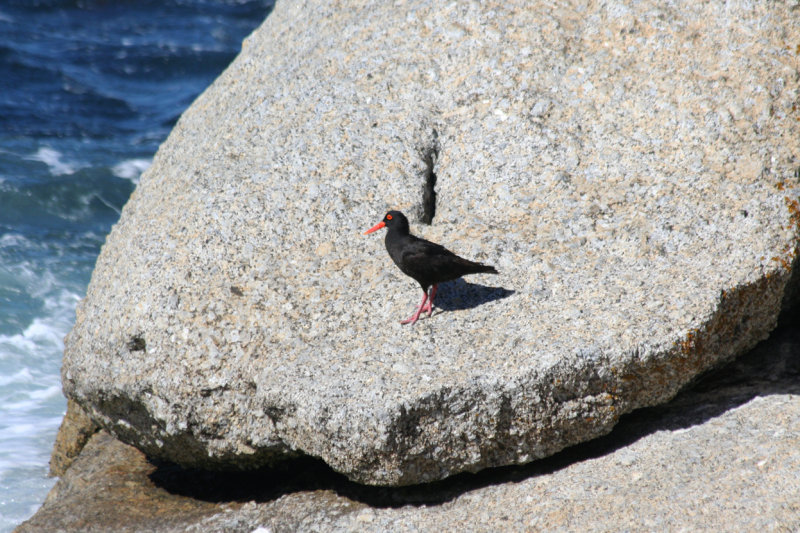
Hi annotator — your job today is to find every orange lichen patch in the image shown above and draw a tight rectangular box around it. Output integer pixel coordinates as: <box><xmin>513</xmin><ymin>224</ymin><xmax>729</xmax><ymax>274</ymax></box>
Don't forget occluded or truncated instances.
<box><xmin>764</xmin><ymin>269</ymin><xmax>780</xmax><ymax>286</ymax></box>
<box><xmin>679</xmin><ymin>328</ymin><xmax>703</xmax><ymax>356</ymax></box>
<box><xmin>770</xmin><ymin>242</ymin><xmax>797</xmax><ymax>270</ymax></box>
<box><xmin>784</xmin><ymin>195</ymin><xmax>800</xmax><ymax>231</ymax></box>
<box><xmin>778</xmin><ymin>194</ymin><xmax>800</xmax><ymax>270</ymax></box>
<box><xmin>602</xmin><ymin>381</ymin><xmax>620</xmax><ymax>396</ymax></box>
<box><xmin>613</xmin><ymin>269</ymin><xmax>789</xmax><ymax>415</ymax></box>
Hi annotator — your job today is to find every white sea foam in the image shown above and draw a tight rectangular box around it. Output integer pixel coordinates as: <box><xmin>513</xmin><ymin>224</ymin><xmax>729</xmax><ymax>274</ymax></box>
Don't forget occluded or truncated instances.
<box><xmin>0</xmin><ymin>233</ymin><xmax>26</xmax><ymax>248</ymax></box>
<box><xmin>85</xmin><ymin>193</ymin><xmax>122</xmax><ymax>216</ymax></box>
<box><xmin>0</xmin><ymin>257</ymin><xmax>79</xmax><ymax>531</ymax></box>
<box><xmin>0</xmin><ymin>368</ymin><xmax>34</xmax><ymax>387</ymax></box>
<box><xmin>27</xmin><ymin>147</ymin><xmax>78</xmax><ymax>176</ymax></box>
<box><xmin>112</xmin><ymin>158</ymin><xmax>151</xmax><ymax>184</ymax></box>
<box><xmin>0</xmin><ymin>245</ymin><xmax>87</xmax><ymax>531</ymax></box>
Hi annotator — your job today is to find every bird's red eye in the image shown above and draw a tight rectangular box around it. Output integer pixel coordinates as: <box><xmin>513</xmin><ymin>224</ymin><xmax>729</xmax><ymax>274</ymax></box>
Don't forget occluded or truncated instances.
<box><xmin>386</xmin><ymin>214</ymin><xmax>393</xmax><ymax>220</ymax></box>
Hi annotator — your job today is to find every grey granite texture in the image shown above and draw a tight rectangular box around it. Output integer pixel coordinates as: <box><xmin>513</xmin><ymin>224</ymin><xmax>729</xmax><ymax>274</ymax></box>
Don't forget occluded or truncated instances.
<box><xmin>61</xmin><ymin>0</ymin><xmax>800</xmax><ymax>485</ymax></box>
<box><xmin>22</xmin><ymin>322</ymin><xmax>800</xmax><ymax>531</ymax></box>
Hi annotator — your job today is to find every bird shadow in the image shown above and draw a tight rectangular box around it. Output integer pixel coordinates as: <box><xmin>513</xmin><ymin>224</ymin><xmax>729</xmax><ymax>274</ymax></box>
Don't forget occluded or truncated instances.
<box><xmin>148</xmin><ymin>311</ymin><xmax>800</xmax><ymax>509</ymax></box>
<box><xmin>431</xmin><ymin>278</ymin><xmax>514</xmax><ymax>312</ymax></box>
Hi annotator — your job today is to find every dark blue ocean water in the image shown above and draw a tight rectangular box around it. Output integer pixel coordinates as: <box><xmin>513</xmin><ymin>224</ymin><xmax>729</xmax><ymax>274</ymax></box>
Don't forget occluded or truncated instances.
<box><xmin>0</xmin><ymin>1</ymin><xmax>273</xmax><ymax>528</ymax></box>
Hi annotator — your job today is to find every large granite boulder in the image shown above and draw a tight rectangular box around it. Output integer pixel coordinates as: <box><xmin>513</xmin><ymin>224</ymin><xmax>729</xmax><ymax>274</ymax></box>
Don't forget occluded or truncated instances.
<box><xmin>24</xmin><ymin>323</ymin><xmax>800</xmax><ymax>531</ymax></box>
<box><xmin>62</xmin><ymin>0</ymin><xmax>800</xmax><ymax>485</ymax></box>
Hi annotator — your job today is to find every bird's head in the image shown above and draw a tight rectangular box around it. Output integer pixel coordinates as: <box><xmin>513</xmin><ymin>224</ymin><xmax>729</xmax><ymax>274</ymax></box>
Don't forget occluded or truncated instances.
<box><xmin>364</xmin><ymin>210</ymin><xmax>409</xmax><ymax>235</ymax></box>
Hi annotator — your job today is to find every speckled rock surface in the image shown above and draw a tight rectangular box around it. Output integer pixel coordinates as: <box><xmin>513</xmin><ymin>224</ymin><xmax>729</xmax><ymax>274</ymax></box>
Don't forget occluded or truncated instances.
<box><xmin>24</xmin><ymin>323</ymin><xmax>800</xmax><ymax>531</ymax></box>
<box><xmin>61</xmin><ymin>0</ymin><xmax>800</xmax><ymax>484</ymax></box>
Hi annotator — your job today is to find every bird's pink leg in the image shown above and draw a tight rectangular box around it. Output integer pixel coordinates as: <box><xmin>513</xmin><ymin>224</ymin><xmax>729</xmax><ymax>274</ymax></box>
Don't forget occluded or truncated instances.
<box><xmin>421</xmin><ymin>284</ymin><xmax>437</xmax><ymax>316</ymax></box>
<box><xmin>400</xmin><ymin>290</ymin><xmax>429</xmax><ymax>325</ymax></box>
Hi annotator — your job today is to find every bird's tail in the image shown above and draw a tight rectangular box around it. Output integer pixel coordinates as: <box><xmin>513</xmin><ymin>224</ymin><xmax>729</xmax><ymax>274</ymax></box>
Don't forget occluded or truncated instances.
<box><xmin>481</xmin><ymin>264</ymin><xmax>499</xmax><ymax>275</ymax></box>
<box><xmin>469</xmin><ymin>261</ymin><xmax>498</xmax><ymax>275</ymax></box>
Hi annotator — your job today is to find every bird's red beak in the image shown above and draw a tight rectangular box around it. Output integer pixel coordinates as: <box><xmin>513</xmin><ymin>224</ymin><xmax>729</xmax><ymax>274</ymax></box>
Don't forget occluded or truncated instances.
<box><xmin>363</xmin><ymin>221</ymin><xmax>386</xmax><ymax>235</ymax></box>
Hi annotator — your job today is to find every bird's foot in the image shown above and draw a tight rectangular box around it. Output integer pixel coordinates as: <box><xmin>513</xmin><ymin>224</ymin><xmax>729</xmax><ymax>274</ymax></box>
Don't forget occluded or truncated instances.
<box><xmin>401</xmin><ymin>302</ymin><xmax>434</xmax><ymax>324</ymax></box>
<box><xmin>400</xmin><ymin>289</ymin><xmax>432</xmax><ymax>325</ymax></box>
<box><xmin>400</xmin><ymin>307</ymin><xmax>424</xmax><ymax>325</ymax></box>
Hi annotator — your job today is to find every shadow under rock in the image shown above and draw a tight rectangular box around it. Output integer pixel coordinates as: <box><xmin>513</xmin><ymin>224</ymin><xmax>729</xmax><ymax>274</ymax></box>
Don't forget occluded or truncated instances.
<box><xmin>431</xmin><ymin>278</ymin><xmax>514</xmax><ymax>312</ymax></box>
<box><xmin>149</xmin><ymin>313</ymin><xmax>800</xmax><ymax>508</ymax></box>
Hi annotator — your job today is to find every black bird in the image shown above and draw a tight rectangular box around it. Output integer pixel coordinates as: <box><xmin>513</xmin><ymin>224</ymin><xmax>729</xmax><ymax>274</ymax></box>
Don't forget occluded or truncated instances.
<box><xmin>364</xmin><ymin>210</ymin><xmax>498</xmax><ymax>325</ymax></box>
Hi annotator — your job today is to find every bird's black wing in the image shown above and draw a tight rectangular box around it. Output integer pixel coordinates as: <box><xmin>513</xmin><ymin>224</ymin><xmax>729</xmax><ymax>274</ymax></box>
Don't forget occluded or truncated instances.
<box><xmin>399</xmin><ymin>236</ymin><xmax>484</xmax><ymax>286</ymax></box>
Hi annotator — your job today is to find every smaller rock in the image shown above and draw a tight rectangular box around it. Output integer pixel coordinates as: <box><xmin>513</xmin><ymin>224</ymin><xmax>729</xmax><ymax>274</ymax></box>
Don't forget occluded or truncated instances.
<box><xmin>49</xmin><ymin>399</ymin><xmax>99</xmax><ymax>477</ymax></box>
<box><xmin>25</xmin><ymin>432</ymin><xmax>230</xmax><ymax>533</ymax></box>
